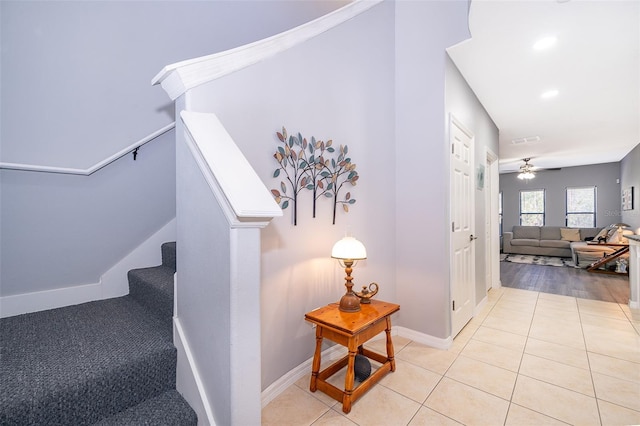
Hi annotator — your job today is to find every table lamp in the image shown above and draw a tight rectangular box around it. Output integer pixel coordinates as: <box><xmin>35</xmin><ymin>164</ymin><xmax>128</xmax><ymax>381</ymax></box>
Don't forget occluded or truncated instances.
<box><xmin>331</xmin><ymin>236</ymin><xmax>367</xmax><ymax>312</ymax></box>
<box><xmin>610</xmin><ymin>223</ymin><xmax>630</xmax><ymax>243</ymax></box>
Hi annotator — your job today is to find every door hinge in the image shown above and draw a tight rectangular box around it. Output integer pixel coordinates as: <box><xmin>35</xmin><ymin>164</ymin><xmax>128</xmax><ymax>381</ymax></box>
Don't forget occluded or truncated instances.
<box><xmin>452</xmin><ymin>144</ymin><xmax>455</xmax><ymax>154</ymax></box>
<box><xmin>452</xmin><ymin>222</ymin><xmax>455</xmax><ymax>232</ymax></box>
<box><xmin>452</xmin><ymin>300</ymin><xmax>455</xmax><ymax>311</ymax></box>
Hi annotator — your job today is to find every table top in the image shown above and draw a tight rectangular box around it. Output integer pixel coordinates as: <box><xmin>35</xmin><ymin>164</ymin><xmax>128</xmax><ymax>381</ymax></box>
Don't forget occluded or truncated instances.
<box><xmin>305</xmin><ymin>300</ymin><xmax>400</xmax><ymax>335</ymax></box>
<box><xmin>586</xmin><ymin>241</ymin><xmax>629</xmax><ymax>247</ymax></box>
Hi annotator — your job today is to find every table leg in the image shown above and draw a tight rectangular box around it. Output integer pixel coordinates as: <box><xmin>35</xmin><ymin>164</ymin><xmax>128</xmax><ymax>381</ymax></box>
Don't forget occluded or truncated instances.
<box><xmin>342</xmin><ymin>341</ymin><xmax>357</xmax><ymax>413</ymax></box>
<box><xmin>385</xmin><ymin>317</ymin><xmax>396</xmax><ymax>372</ymax></box>
<box><xmin>310</xmin><ymin>326</ymin><xmax>323</xmax><ymax>392</ymax></box>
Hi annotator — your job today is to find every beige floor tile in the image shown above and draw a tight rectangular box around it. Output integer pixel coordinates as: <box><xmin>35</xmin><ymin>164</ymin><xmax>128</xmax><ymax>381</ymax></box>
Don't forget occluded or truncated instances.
<box><xmin>534</xmin><ymin>304</ymin><xmax>581</xmax><ymax>322</ymax></box>
<box><xmin>597</xmin><ymin>399</ymin><xmax>640</xmax><ymax>426</ymax></box>
<box><xmin>536</xmin><ymin>294</ymin><xmax>579</xmax><ymax>313</ymax></box>
<box><xmin>582</xmin><ymin>325</ymin><xmax>640</xmax><ymax>363</ymax></box>
<box><xmin>364</xmin><ymin>334</ymin><xmax>411</xmax><ymax>354</ymax></box>
<box><xmin>472</xmin><ymin>326</ymin><xmax>527</xmax><ymax>353</ymax></box>
<box><xmin>588</xmin><ymin>352</ymin><xmax>640</xmax><ymax>384</ymax></box>
<box><xmin>493</xmin><ymin>298</ymin><xmax>537</xmax><ymax>314</ymax></box>
<box><xmin>580</xmin><ymin>312</ymin><xmax>637</xmax><ymax>333</ymax></box>
<box><xmin>592</xmin><ymin>372</ymin><xmax>640</xmax><ymax>412</ymax></box>
<box><xmin>295</xmin><ymin>374</ymin><xmax>338</xmax><ymax>407</ymax></box>
<box><xmin>379</xmin><ymin>359</ymin><xmax>442</xmax><ymax>403</ymax></box>
<box><xmin>500</xmin><ymin>287</ymin><xmax>540</xmax><ymax>302</ymax></box>
<box><xmin>425</xmin><ymin>377</ymin><xmax>510</xmax><ymax>426</ymax></box>
<box><xmin>408</xmin><ymin>406</ymin><xmax>462</xmax><ymax>425</ymax></box>
<box><xmin>445</xmin><ymin>355</ymin><xmax>517</xmax><ymax>400</ymax></box>
<box><xmin>504</xmin><ymin>403</ymin><xmax>568</xmax><ymax>426</ymax></box>
<box><xmin>460</xmin><ymin>339</ymin><xmax>523</xmax><ymax>372</ymax></box>
<box><xmin>512</xmin><ymin>376</ymin><xmax>600</xmax><ymax>425</ymax></box>
<box><xmin>528</xmin><ymin>315</ymin><xmax>585</xmax><ymax>350</ymax></box>
<box><xmin>311</xmin><ymin>409</ymin><xmax>358</xmax><ymax>426</ymax></box>
<box><xmin>578</xmin><ymin>298</ymin><xmax>626</xmax><ymax>316</ymax></box>
<box><xmin>518</xmin><ymin>354</ymin><xmax>594</xmax><ymax>396</ymax></box>
<box><xmin>482</xmin><ymin>313</ymin><xmax>533</xmax><ymax>336</ymax></box>
<box><xmin>396</xmin><ymin>342</ymin><xmax>458</xmax><ymax>375</ymax></box>
<box><xmin>341</xmin><ymin>384</ymin><xmax>421</xmax><ymax>426</ymax></box>
<box><xmin>262</xmin><ymin>385</ymin><xmax>330</xmax><ymax>426</ymax></box>
<box><xmin>450</xmin><ymin>322</ymin><xmax>479</xmax><ymax>353</ymax></box>
<box><xmin>524</xmin><ymin>337</ymin><xmax>590</xmax><ymax>370</ymax></box>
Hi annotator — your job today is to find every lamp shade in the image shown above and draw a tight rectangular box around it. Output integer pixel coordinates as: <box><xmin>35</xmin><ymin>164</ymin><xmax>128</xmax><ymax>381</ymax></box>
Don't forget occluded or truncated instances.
<box><xmin>611</xmin><ymin>223</ymin><xmax>630</xmax><ymax>228</ymax></box>
<box><xmin>331</xmin><ymin>236</ymin><xmax>367</xmax><ymax>260</ymax></box>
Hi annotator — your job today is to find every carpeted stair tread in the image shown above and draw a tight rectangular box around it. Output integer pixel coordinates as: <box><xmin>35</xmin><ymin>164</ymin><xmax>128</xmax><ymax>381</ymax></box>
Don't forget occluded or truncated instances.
<box><xmin>91</xmin><ymin>390</ymin><xmax>196</xmax><ymax>426</ymax></box>
<box><xmin>128</xmin><ymin>265</ymin><xmax>175</xmax><ymax>322</ymax></box>
<box><xmin>0</xmin><ymin>296</ymin><xmax>176</xmax><ymax>425</ymax></box>
<box><xmin>161</xmin><ymin>241</ymin><xmax>176</xmax><ymax>270</ymax></box>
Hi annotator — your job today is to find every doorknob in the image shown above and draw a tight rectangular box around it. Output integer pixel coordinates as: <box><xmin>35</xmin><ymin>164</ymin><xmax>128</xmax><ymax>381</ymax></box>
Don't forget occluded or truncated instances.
<box><xmin>470</xmin><ymin>235</ymin><xmax>478</xmax><ymax>242</ymax></box>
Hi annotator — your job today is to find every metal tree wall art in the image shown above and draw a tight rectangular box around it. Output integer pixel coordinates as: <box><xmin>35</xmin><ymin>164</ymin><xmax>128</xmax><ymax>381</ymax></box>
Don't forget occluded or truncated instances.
<box><xmin>270</xmin><ymin>127</ymin><xmax>359</xmax><ymax>225</ymax></box>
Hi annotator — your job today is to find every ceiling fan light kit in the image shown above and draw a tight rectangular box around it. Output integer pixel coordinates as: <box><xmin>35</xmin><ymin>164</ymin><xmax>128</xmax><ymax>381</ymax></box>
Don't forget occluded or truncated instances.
<box><xmin>517</xmin><ymin>158</ymin><xmax>536</xmax><ymax>180</ymax></box>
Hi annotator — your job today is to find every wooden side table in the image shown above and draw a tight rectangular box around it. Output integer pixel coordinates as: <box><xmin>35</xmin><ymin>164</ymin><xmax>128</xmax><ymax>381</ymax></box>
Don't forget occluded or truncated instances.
<box><xmin>304</xmin><ymin>300</ymin><xmax>400</xmax><ymax>414</ymax></box>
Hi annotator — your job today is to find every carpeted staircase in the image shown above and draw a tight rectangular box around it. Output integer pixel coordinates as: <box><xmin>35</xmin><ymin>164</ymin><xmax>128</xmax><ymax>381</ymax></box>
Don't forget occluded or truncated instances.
<box><xmin>0</xmin><ymin>242</ymin><xmax>197</xmax><ymax>425</ymax></box>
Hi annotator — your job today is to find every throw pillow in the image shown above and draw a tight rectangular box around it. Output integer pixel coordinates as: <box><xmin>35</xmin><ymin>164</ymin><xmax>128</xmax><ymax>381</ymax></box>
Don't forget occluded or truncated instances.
<box><xmin>560</xmin><ymin>228</ymin><xmax>581</xmax><ymax>242</ymax></box>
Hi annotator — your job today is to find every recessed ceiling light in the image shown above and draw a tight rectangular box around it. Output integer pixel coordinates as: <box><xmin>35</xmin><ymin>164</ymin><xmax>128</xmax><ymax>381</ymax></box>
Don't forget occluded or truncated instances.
<box><xmin>533</xmin><ymin>36</ymin><xmax>557</xmax><ymax>50</ymax></box>
<box><xmin>540</xmin><ymin>90</ymin><xmax>559</xmax><ymax>99</ymax></box>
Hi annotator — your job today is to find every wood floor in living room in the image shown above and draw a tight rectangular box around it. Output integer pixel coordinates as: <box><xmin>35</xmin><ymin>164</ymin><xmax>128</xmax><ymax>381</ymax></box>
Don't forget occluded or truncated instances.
<box><xmin>500</xmin><ymin>261</ymin><xmax>630</xmax><ymax>304</ymax></box>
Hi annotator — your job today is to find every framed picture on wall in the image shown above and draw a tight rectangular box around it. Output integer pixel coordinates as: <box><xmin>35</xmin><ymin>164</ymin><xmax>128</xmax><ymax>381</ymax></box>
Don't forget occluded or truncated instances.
<box><xmin>622</xmin><ymin>186</ymin><xmax>634</xmax><ymax>211</ymax></box>
<box><xmin>476</xmin><ymin>164</ymin><xmax>485</xmax><ymax>190</ymax></box>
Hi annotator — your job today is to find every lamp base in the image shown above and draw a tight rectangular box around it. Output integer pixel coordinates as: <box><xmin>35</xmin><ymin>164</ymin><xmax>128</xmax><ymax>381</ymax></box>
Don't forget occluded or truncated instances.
<box><xmin>339</xmin><ymin>292</ymin><xmax>361</xmax><ymax>313</ymax></box>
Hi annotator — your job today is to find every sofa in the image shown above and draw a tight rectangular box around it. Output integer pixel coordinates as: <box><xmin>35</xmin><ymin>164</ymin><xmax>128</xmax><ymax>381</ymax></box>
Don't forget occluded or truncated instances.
<box><xmin>502</xmin><ymin>226</ymin><xmax>602</xmax><ymax>258</ymax></box>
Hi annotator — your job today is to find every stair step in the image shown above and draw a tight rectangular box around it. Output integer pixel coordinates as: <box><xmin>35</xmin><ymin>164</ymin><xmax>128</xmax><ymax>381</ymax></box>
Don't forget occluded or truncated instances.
<box><xmin>91</xmin><ymin>390</ymin><xmax>196</xmax><ymax>425</ymax></box>
<box><xmin>161</xmin><ymin>241</ymin><xmax>177</xmax><ymax>271</ymax></box>
<box><xmin>0</xmin><ymin>297</ymin><xmax>176</xmax><ymax>425</ymax></box>
<box><xmin>128</xmin><ymin>265</ymin><xmax>175</xmax><ymax>325</ymax></box>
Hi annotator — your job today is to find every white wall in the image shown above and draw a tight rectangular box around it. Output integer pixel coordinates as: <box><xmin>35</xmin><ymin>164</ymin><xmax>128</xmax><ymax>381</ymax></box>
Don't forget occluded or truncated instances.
<box><xmin>395</xmin><ymin>0</ymin><xmax>470</xmax><ymax>340</ymax></box>
<box><xmin>188</xmin><ymin>1</ymin><xmax>396</xmax><ymax>389</ymax></box>
<box><xmin>445</xmin><ymin>56</ymin><xmax>499</xmax><ymax>305</ymax></box>
<box><xmin>0</xmin><ymin>1</ymin><xmax>347</xmax><ymax>298</ymax></box>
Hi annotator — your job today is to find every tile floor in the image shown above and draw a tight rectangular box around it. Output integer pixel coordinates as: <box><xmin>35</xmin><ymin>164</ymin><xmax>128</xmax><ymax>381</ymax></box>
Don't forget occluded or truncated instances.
<box><xmin>262</xmin><ymin>287</ymin><xmax>640</xmax><ymax>426</ymax></box>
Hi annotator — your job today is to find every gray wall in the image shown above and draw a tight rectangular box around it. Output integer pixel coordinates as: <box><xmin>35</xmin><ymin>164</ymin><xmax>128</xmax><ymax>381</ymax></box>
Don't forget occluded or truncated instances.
<box><xmin>500</xmin><ymin>162</ymin><xmax>622</xmax><ymax>233</ymax></box>
<box><xmin>445</xmin><ymin>56</ymin><xmax>499</xmax><ymax>305</ymax></box>
<box><xmin>395</xmin><ymin>0</ymin><xmax>470</xmax><ymax>340</ymax></box>
<box><xmin>0</xmin><ymin>1</ymin><xmax>347</xmax><ymax>296</ymax></box>
<box><xmin>189</xmin><ymin>1</ymin><xmax>396</xmax><ymax>390</ymax></box>
<box><xmin>621</xmin><ymin>142</ymin><xmax>640</xmax><ymax>232</ymax></box>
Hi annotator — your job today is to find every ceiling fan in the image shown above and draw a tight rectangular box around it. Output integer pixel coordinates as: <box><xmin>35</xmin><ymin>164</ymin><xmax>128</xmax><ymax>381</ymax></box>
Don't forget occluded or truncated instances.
<box><xmin>517</xmin><ymin>158</ymin><xmax>536</xmax><ymax>180</ymax></box>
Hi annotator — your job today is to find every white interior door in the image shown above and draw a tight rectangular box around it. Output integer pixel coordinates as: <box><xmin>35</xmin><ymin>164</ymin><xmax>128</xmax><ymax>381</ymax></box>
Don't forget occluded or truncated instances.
<box><xmin>450</xmin><ymin>115</ymin><xmax>475</xmax><ymax>338</ymax></box>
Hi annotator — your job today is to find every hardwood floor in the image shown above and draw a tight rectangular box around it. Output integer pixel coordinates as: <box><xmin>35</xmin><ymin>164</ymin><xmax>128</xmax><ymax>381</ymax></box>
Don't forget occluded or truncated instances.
<box><xmin>500</xmin><ymin>261</ymin><xmax>630</xmax><ymax>304</ymax></box>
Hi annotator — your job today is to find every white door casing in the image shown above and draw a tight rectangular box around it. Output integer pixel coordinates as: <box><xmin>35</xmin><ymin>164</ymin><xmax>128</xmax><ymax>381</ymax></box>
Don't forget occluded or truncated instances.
<box><xmin>485</xmin><ymin>148</ymin><xmax>500</xmax><ymax>292</ymax></box>
<box><xmin>450</xmin><ymin>115</ymin><xmax>475</xmax><ymax>338</ymax></box>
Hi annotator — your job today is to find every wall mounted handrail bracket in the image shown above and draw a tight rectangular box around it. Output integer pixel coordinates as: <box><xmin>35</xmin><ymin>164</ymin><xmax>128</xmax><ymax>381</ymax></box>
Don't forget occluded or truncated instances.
<box><xmin>151</xmin><ymin>0</ymin><xmax>382</xmax><ymax>100</ymax></box>
<box><xmin>180</xmin><ymin>111</ymin><xmax>282</xmax><ymax>228</ymax></box>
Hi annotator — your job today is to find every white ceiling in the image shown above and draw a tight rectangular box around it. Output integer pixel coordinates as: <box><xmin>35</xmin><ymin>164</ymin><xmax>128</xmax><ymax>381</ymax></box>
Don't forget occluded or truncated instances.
<box><xmin>447</xmin><ymin>0</ymin><xmax>639</xmax><ymax>174</ymax></box>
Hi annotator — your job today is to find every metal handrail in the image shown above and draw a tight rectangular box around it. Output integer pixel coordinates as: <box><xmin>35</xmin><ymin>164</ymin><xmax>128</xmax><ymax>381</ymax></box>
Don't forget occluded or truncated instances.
<box><xmin>0</xmin><ymin>122</ymin><xmax>175</xmax><ymax>175</ymax></box>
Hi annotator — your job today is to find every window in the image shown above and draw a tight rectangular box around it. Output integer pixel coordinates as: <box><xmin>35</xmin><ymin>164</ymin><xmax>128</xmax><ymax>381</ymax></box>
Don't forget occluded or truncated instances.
<box><xmin>566</xmin><ymin>186</ymin><xmax>596</xmax><ymax>227</ymax></box>
<box><xmin>520</xmin><ymin>189</ymin><xmax>545</xmax><ymax>226</ymax></box>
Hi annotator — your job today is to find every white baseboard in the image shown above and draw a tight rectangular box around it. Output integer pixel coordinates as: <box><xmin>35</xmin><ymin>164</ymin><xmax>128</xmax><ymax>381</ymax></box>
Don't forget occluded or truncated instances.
<box><xmin>474</xmin><ymin>295</ymin><xmax>488</xmax><ymax>316</ymax></box>
<box><xmin>395</xmin><ymin>326</ymin><xmax>452</xmax><ymax>350</ymax></box>
<box><xmin>260</xmin><ymin>326</ymin><xmax>449</xmax><ymax>408</ymax></box>
<box><xmin>0</xmin><ymin>282</ymin><xmax>103</xmax><ymax>318</ymax></box>
<box><xmin>0</xmin><ymin>218</ymin><xmax>176</xmax><ymax>318</ymax></box>
<box><xmin>174</xmin><ymin>317</ymin><xmax>216</xmax><ymax>426</ymax></box>
<box><xmin>261</xmin><ymin>343</ymin><xmax>347</xmax><ymax>408</ymax></box>
<box><xmin>100</xmin><ymin>218</ymin><xmax>177</xmax><ymax>300</ymax></box>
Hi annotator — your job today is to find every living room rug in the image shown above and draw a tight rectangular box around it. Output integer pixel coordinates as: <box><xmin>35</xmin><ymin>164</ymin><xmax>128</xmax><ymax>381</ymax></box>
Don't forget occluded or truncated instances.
<box><xmin>501</xmin><ymin>253</ymin><xmax>576</xmax><ymax>268</ymax></box>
